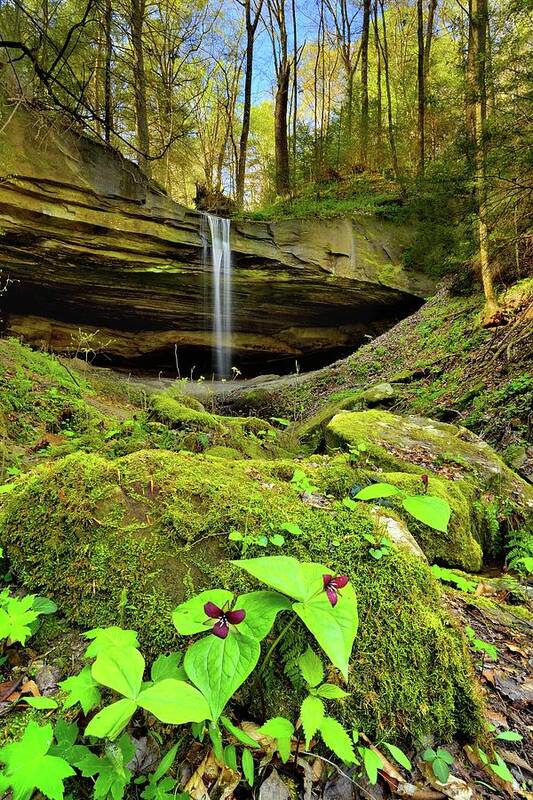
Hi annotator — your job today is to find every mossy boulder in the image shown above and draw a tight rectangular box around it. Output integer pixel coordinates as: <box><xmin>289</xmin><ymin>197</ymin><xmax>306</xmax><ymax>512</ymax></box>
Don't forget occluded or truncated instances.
<box><xmin>150</xmin><ymin>395</ymin><xmax>226</xmax><ymax>433</ymax></box>
<box><xmin>160</xmin><ymin>387</ymin><xmax>207</xmax><ymax>412</ymax></box>
<box><xmin>0</xmin><ymin>449</ymin><xmax>482</xmax><ymax>743</ymax></box>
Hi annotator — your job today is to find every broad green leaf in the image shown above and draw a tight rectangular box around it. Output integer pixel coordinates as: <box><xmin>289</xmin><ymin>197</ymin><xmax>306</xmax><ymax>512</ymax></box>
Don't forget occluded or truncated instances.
<box><xmin>237</xmin><ymin>591</ymin><xmax>292</xmax><ymax>641</ymax></box>
<box><xmin>495</xmin><ymin>731</ymin><xmax>522</xmax><ymax>742</ymax></box>
<box><xmin>490</xmin><ymin>754</ymin><xmax>514</xmax><ymax>784</ymax></box>
<box><xmin>49</xmin><ymin>720</ymin><xmax>91</xmax><ymax>768</ymax></box>
<box><xmin>342</xmin><ymin>497</ymin><xmax>357</xmax><ymax>510</ymax></box>
<box><xmin>59</xmin><ymin>665</ymin><xmax>101</xmax><ymax>714</ymax></box>
<box><xmin>383</xmin><ymin>742</ymin><xmax>411</xmax><ymax>771</ymax></box>
<box><xmin>422</xmin><ymin>748</ymin><xmax>437</xmax><ymax>762</ymax></box>
<box><xmin>432</xmin><ymin>757</ymin><xmax>450</xmax><ymax>784</ymax></box>
<box><xmin>298</xmin><ymin>648</ymin><xmax>324</xmax><ymax>688</ymax></box>
<box><xmin>258</xmin><ymin>717</ymin><xmax>294</xmax><ymax>739</ymax></box>
<box><xmin>150</xmin><ymin>653</ymin><xmax>185</xmax><ymax>683</ymax></box>
<box><xmin>77</xmin><ymin>733</ymin><xmax>133</xmax><ymax>798</ymax></box>
<box><xmin>232</xmin><ymin>556</ymin><xmax>325</xmax><ymax>602</ymax></box>
<box><xmin>184</xmin><ymin>631</ymin><xmax>260</xmax><ymax>720</ymax></box>
<box><xmin>32</xmin><ymin>597</ymin><xmax>58</xmax><ymax>615</ymax></box>
<box><xmin>300</xmin><ymin>696</ymin><xmax>324</xmax><ymax>746</ymax></box>
<box><xmin>152</xmin><ymin>743</ymin><xmax>179</xmax><ymax>782</ymax></box>
<box><xmin>320</xmin><ymin>718</ymin><xmax>356</xmax><ymax>764</ymax></box>
<box><xmin>84</xmin><ymin>698</ymin><xmax>137</xmax><ymax>740</ymax></box>
<box><xmin>24</xmin><ymin>696</ymin><xmax>59</xmax><ymax>710</ymax></box>
<box><xmin>0</xmin><ymin>721</ymin><xmax>75</xmax><ymax>800</ymax></box>
<box><xmin>137</xmin><ymin>679</ymin><xmax>211</xmax><ymax>724</ymax></box>
<box><xmin>269</xmin><ymin>534</ymin><xmax>285</xmax><ymax>547</ymax></box>
<box><xmin>91</xmin><ymin>646</ymin><xmax>145</xmax><ymax>699</ymax></box>
<box><xmin>355</xmin><ymin>483</ymin><xmax>403</xmax><ymax>501</ymax></box>
<box><xmin>436</xmin><ymin>748</ymin><xmax>454</xmax><ymax>765</ymax></box>
<box><xmin>277</xmin><ymin>737</ymin><xmax>291</xmax><ymax>763</ymax></box>
<box><xmin>171</xmin><ymin>590</ymin><xmax>233</xmax><ymax>636</ymax></box>
<box><xmin>241</xmin><ymin>748</ymin><xmax>255</xmax><ymax>786</ymax></box>
<box><xmin>0</xmin><ymin>595</ymin><xmax>39</xmax><ymax>645</ymax></box>
<box><xmin>220</xmin><ymin>716</ymin><xmax>260</xmax><ymax>748</ymax></box>
<box><xmin>293</xmin><ymin>581</ymin><xmax>358</xmax><ymax>679</ymax></box>
<box><xmin>84</xmin><ymin>627</ymin><xmax>139</xmax><ymax>658</ymax></box>
<box><xmin>280</xmin><ymin>522</ymin><xmax>303</xmax><ymax>536</ymax></box>
<box><xmin>316</xmin><ymin>684</ymin><xmax>348</xmax><ymax>699</ymax></box>
<box><xmin>402</xmin><ymin>495</ymin><xmax>451</xmax><ymax>533</ymax></box>
<box><xmin>224</xmin><ymin>744</ymin><xmax>238</xmax><ymax>772</ymax></box>
<box><xmin>359</xmin><ymin>747</ymin><xmax>384</xmax><ymax>784</ymax></box>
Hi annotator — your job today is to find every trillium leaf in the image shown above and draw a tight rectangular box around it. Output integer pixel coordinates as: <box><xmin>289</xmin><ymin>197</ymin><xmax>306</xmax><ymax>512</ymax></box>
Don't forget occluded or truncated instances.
<box><xmin>184</xmin><ymin>630</ymin><xmax>260</xmax><ymax>720</ymax></box>
<box><xmin>232</xmin><ymin>556</ymin><xmax>326</xmax><ymax>602</ymax></box>
<box><xmin>172</xmin><ymin>589</ymin><xmax>233</xmax><ymax>636</ymax></box>
<box><xmin>300</xmin><ymin>695</ymin><xmax>324</xmax><ymax>746</ymax></box>
<box><xmin>293</xmin><ymin>581</ymin><xmax>358</xmax><ymax>679</ymax></box>
<box><xmin>84</xmin><ymin>627</ymin><xmax>139</xmax><ymax>658</ymax></box>
<box><xmin>319</xmin><ymin>717</ymin><xmax>356</xmax><ymax>764</ymax></box>
<box><xmin>237</xmin><ymin>591</ymin><xmax>292</xmax><ymax>641</ymax></box>
<box><xmin>298</xmin><ymin>648</ymin><xmax>324</xmax><ymax>688</ymax></box>
<box><xmin>91</xmin><ymin>646</ymin><xmax>145</xmax><ymax>699</ymax></box>
<box><xmin>137</xmin><ymin>679</ymin><xmax>211</xmax><ymax>724</ymax></box>
<box><xmin>59</xmin><ymin>666</ymin><xmax>101</xmax><ymax>715</ymax></box>
<box><xmin>258</xmin><ymin>717</ymin><xmax>295</xmax><ymax>739</ymax></box>
<box><xmin>84</xmin><ymin>698</ymin><xmax>137</xmax><ymax>740</ymax></box>
<box><xmin>355</xmin><ymin>483</ymin><xmax>403</xmax><ymax>501</ymax></box>
<box><xmin>402</xmin><ymin>495</ymin><xmax>451</xmax><ymax>533</ymax></box>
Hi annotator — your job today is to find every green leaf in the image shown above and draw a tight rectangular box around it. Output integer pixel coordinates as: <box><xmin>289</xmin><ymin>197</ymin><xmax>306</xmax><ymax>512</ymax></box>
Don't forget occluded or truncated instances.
<box><xmin>402</xmin><ymin>495</ymin><xmax>451</xmax><ymax>533</ymax></box>
<box><xmin>237</xmin><ymin>591</ymin><xmax>292</xmax><ymax>641</ymax></box>
<box><xmin>430</xmin><ymin>565</ymin><xmax>476</xmax><ymax>593</ymax></box>
<box><xmin>280</xmin><ymin>522</ymin><xmax>302</xmax><ymax>536</ymax></box>
<box><xmin>258</xmin><ymin>717</ymin><xmax>295</xmax><ymax>739</ymax></box>
<box><xmin>0</xmin><ymin>595</ymin><xmax>39</xmax><ymax>645</ymax></box>
<box><xmin>229</xmin><ymin>530</ymin><xmax>243</xmax><ymax>542</ymax></box>
<box><xmin>422</xmin><ymin>748</ymin><xmax>437</xmax><ymax>762</ymax></box>
<box><xmin>293</xmin><ymin>580</ymin><xmax>358</xmax><ymax>679</ymax></box>
<box><xmin>91</xmin><ymin>646</ymin><xmax>145</xmax><ymax>699</ymax></box>
<box><xmin>300</xmin><ymin>696</ymin><xmax>324</xmax><ymax>746</ymax></box>
<box><xmin>319</xmin><ymin>717</ymin><xmax>356</xmax><ymax>764</ymax></box>
<box><xmin>269</xmin><ymin>534</ymin><xmax>285</xmax><ymax>547</ymax></box>
<box><xmin>209</xmin><ymin>724</ymin><xmax>223</xmax><ymax>760</ymax></box>
<box><xmin>136</xmin><ymin>679</ymin><xmax>211</xmax><ymax>724</ymax></box>
<box><xmin>184</xmin><ymin>631</ymin><xmax>260</xmax><ymax>720</ymax></box>
<box><xmin>277</xmin><ymin>737</ymin><xmax>291</xmax><ymax>763</ymax></box>
<box><xmin>32</xmin><ymin>597</ymin><xmax>58</xmax><ymax>615</ymax></box>
<box><xmin>150</xmin><ymin>653</ymin><xmax>185</xmax><ymax>683</ymax></box>
<box><xmin>355</xmin><ymin>483</ymin><xmax>403</xmax><ymax>501</ymax></box>
<box><xmin>224</xmin><ymin>745</ymin><xmax>238</xmax><ymax>772</ymax></box>
<box><xmin>220</xmin><ymin>716</ymin><xmax>260</xmax><ymax>748</ymax></box>
<box><xmin>84</xmin><ymin>627</ymin><xmax>139</xmax><ymax>658</ymax></box>
<box><xmin>432</xmin><ymin>757</ymin><xmax>450</xmax><ymax>784</ymax></box>
<box><xmin>241</xmin><ymin>748</ymin><xmax>255</xmax><ymax>786</ymax></box>
<box><xmin>24</xmin><ymin>696</ymin><xmax>59</xmax><ymax>710</ymax></box>
<box><xmin>84</xmin><ymin>698</ymin><xmax>137</xmax><ymax>740</ymax></box>
<box><xmin>152</xmin><ymin>743</ymin><xmax>179</xmax><ymax>782</ymax></box>
<box><xmin>359</xmin><ymin>747</ymin><xmax>384</xmax><ymax>784</ymax></box>
<box><xmin>382</xmin><ymin>742</ymin><xmax>411</xmax><ymax>771</ymax></box>
<box><xmin>490</xmin><ymin>754</ymin><xmax>514</xmax><ymax>784</ymax></box>
<box><xmin>49</xmin><ymin>721</ymin><xmax>91</xmax><ymax>768</ymax></box>
<box><xmin>59</xmin><ymin>666</ymin><xmax>101</xmax><ymax>715</ymax></box>
<box><xmin>298</xmin><ymin>648</ymin><xmax>324</xmax><ymax>688</ymax></box>
<box><xmin>316</xmin><ymin>684</ymin><xmax>349</xmax><ymax>699</ymax></box>
<box><xmin>172</xmin><ymin>589</ymin><xmax>234</xmax><ymax>636</ymax></box>
<box><xmin>0</xmin><ymin>721</ymin><xmax>75</xmax><ymax>800</ymax></box>
<box><xmin>342</xmin><ymin>497</ymin><xmax>358</xmax><ymax>510</ymax></box>
<box><xmin>0</xmin><ymin>483</ymin><xmax>16</xmax><ymax>494</ymax></box>
<box><xmin>77</xmin><ymin>734</ymin><xmax>133</xmax><ymax>799</ymax></box>
<box><xmin>495</xmin><ymin>731</ymin><xmax>522</xmax><ymax>742</ymax></box>
<box><xmin>436</xmin><ymin>748</ymin><xmax>454</xmax><ymax>765</ymax></box>
<box><xmin>232</xmin><ymin>556</ymin><xmax>318</xmax><ymax>602</ymax></box>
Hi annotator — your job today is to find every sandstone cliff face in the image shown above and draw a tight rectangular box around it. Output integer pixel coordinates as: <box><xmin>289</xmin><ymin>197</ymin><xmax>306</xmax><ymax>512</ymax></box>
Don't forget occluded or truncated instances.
<box><xmin>0</xmin><ymin>103</ymin><xmax>433</xmax><ymax>370</ymax></box>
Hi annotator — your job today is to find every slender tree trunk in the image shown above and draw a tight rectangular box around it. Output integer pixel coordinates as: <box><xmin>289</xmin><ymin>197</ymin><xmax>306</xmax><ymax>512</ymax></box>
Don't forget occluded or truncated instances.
<box><xmin>130</xmin><ymin>0</ymin><xmax>150</xmax><ymax>176</ymax></box>
<box><xmin>291</xmin><ymin>0</ymin><xmax>298</xmax><ymax>172</ymax></box>
<box><xmin>104</xmin><ymin>0</ymin><xmax>113</xmax><ymax>143</ymax></box>
<box><xmin>417</xmin><ymin>0</ymin><xmax>425</xmax><ymax>175</ymax></box>
<box><xmin>377</xmin><ymin>0</ymin><xmax>400</xmax><ymax>182</ymax></box>
<box><xmin>360</xmin><ymin>0</ymin><xmax>370</xmax><ymax>166</ymax></box>
<box><xmin>275</xmin><ymin>64</ymin><xmax>291</xmax><ymax>194</ymax></box>
<box><xmin>373</xmin><ymin>0</ymin><xmax>383</xmax><ymax>158</ymax></box>
<box><xmin>236</xmin><ymin>0</ymin><xmax>262</xmax><ymax>207</ymax></box>
<box><xmin>467</xmin><ymin>0</ymin><xmax>498</xmax><ymax>318</ymax></box>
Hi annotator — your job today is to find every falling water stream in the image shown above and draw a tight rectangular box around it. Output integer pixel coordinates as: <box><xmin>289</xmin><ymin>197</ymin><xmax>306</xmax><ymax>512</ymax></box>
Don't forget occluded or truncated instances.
<box><xmin>204</xmin><ymin>214</ymin><xmax>232</xmax><ymax>378</ymax></box>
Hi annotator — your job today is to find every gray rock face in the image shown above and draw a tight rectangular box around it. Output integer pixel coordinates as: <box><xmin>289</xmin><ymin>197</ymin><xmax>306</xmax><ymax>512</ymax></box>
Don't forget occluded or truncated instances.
<box><xmin>0</xmin><ymin>101</ymin><xmax>433</xmax><ymax>368</ymax></box>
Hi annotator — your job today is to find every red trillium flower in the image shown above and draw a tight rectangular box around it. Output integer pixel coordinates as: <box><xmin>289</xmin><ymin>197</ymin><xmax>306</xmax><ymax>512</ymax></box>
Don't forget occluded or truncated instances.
<box><xmin>204</xmin><ymin>601</ymin><xmax>246</xmax><ymax>639</ymax></box>
<box><xmin>323</xmin><ymin>575</ymin><xmax>349</xmax><ymax>607</ymax></box>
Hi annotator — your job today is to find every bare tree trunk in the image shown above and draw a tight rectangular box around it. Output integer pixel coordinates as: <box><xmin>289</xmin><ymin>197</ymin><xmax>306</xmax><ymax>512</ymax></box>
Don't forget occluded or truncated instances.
<box><xmin>467</xmin><ymin>0</ymin><xmax>498</xmax><ymax>319</ymax></box>
<box><xmin>274</xmin><ymin>63</ymin><xmax>291</xmax><ymax>194</ymax></box>
<box><xmin>360</xmin><ymin>0</ymin><xmax>370</xmax><ymax>165</ymax></box>
<box><xmin>373</xmin><ymin>0</ymin><xmax>383</xmax><ymax>157</ymax></box>
<box><xmin>236</xmin><ymin>0</ymin><xmax>263</xmax><ymax>207</ymax></box>
<box><xmin>130</xmin><ymin>0</ymin><xmax>150</xmax><ymax>176</ymax></box>
<box><xmin>377</xmin><ymin>0</ymin><xmax>400</xmax><ymax>182</ymax></box>
<box><xmin>417</xmin><ymin>0</ymin><xmax>425</xmax><ymax>175</ymax></box>
<box><xmin>104</xmin><ymin>0</ymin><xmax>113</xmax><ymax>143</ymax></box>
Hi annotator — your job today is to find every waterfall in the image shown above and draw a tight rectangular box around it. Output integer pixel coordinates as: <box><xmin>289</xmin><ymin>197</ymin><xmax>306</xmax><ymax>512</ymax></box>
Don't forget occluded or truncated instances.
<box><xmin>204</xmin><ymin>214</ymin><xmax>232</xmax><ymax>378</ymax></box>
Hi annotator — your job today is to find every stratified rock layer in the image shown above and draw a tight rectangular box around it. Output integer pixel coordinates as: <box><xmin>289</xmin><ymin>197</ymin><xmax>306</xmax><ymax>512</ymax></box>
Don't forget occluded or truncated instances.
<box><xmin>0</xmin><ymin>101</ymin><xmax>433</xmax><ymax>367</ymax></box>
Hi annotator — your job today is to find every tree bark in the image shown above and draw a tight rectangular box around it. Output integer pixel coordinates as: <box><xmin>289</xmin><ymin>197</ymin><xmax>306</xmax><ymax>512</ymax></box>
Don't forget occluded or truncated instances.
<box><xmin>274</xmin><ymin>63</ymin><xmax>291</xmax><ymax>194</ymax></box>
<box><xmin>236</xmin><ymin>0</ymin><xmax>263</xmax><ymax>207</ymax></box>
<box><xmin>417</xmin><ymin>0</ymin><xmax>425</xmax><ymax>175</ymax></box>
<box><xmin>104</xmin><ymin>0</ymin><xmax>113</xmax><ymax>143</ymax></box>
<box><xmin>130</xmin><ymin>0</ymin><xmax>150</xmax><ymax>176</ymax></box>
<box><xmin>377</xmin><ymin>0</ymin><xmax>400</xmax><ymax>182</ymax></box>
<box><xmin>360</xmin><ymin>0</ymin><xmax>370</xmax><ymax>166</ymax></box>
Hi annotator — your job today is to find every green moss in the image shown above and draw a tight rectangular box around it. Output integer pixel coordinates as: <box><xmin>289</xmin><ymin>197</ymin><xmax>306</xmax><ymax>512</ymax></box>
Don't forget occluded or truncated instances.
<box><xmin>161</xmin><ymin>386</ymin><xmax>206</xmax><ymax>412</ymax></box>
<box><xmin>204</xmin><ymin>446</ymin><xmax>243</xmax><ymax>460</ymax></box>
<box><xmin>150</xmin><ymin>395</ymin><xmax>226</xmax><ymax>432</ymax></box>
<box><xmin>0</xmin><ymin>449</ymin><xmax>482</xmax><ymax>744</ymax></box>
